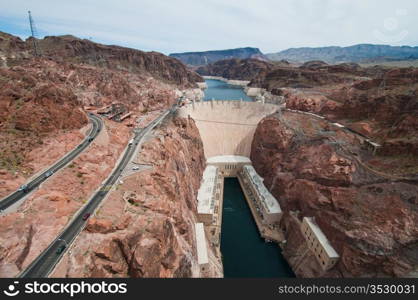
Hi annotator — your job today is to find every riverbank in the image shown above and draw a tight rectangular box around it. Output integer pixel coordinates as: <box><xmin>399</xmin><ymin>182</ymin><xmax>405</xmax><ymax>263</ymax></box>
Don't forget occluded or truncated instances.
<box><xmin>203</xmin><ymin>76</ymin><xmax>249</xmax><ymax>87</ymax></box>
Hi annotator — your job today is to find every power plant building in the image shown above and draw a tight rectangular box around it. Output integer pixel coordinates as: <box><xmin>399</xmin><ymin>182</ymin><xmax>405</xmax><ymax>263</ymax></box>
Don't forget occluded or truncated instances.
<box><xmin>301</xmin><ymin>217</ymin><xmax>339</xmax><ymax>271</ymax></box>
<box><xmin>239</xmin><ymin>165</ymin><xmax>282</xmax><ymax>224</ymax></box>
<box><xmin>197</xmin><ymin>166</ymin><xmax>221</xmax><ymax>225</ymax></box>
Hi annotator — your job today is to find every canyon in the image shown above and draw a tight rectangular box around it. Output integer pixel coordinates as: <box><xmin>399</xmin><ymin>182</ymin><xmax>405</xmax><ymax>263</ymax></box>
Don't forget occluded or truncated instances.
<box><xmin>0</xmin><ymin>30</ymin><xmax>417</xmax><ymax>279</ymax></box>
<box><xmin>194</xmin><ymin>58</ymin><xmax>418</xmax><ymax>277</ymax></box>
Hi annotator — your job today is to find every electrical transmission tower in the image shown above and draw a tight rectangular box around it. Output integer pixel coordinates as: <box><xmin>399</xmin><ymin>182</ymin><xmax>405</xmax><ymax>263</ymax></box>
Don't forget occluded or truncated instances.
<box><xmin>28</xmin><ymin>11</ymin><xmax>41</xmax><ymax>56</ymax></box>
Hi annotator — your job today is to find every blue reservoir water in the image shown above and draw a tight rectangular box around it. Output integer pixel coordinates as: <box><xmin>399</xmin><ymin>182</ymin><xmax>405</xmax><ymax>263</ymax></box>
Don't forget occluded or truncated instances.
<box><xmin>203</xmin><ymin>79</ymin><xmax>253</xmax><ymax>101</ymax></box>
<box><xmin>220</xmin><ymin>178</ymin><xmax>295</xmax><ymax>278</ymax></box>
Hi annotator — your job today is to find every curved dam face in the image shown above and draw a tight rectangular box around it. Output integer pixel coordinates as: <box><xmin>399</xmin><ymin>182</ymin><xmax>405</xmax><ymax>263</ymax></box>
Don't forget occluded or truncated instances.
<box><xmin>178</xmin><ymin>100</ymin><xmax>279</xmax><ymax>158</ymax></box>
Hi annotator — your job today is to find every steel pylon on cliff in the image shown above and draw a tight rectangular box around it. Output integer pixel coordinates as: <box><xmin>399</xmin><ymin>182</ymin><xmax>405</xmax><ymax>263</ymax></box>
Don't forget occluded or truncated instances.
<box><xmin>28</xmin><ymin>10</ymin><xmax>41</xmax><ymax>56</ymax></box>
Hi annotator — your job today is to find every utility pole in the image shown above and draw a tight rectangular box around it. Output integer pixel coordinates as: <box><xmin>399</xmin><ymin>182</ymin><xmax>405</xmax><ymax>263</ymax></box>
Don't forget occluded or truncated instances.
<box><xmin>28</xmin><ymin>11</ymin><xmax>40</xmax><ymax>56</ymax></box>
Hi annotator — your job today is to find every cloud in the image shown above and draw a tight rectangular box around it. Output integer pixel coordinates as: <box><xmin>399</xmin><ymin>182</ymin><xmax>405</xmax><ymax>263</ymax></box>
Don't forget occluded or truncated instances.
<box><xmin>0</xmin><ymin>0</ymin><xmax>416</xmax><ymax>54</ymax></box>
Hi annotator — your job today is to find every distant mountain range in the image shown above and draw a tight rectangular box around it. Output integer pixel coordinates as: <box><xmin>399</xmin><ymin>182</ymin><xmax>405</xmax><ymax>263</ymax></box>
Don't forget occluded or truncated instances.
<box><xmin>266</xmin><ymin>44</ymin><xmax>418</xmax><ymax>64</ymax></box>
<box><xmin>169</xmin><ymin>47</ymin><xmax>266</xmax><ymax>66</ymax></box>
<box><xmin>170</xmin><ymin>44</ymin><xmax>418</xmax><ymax>66</ymax></box>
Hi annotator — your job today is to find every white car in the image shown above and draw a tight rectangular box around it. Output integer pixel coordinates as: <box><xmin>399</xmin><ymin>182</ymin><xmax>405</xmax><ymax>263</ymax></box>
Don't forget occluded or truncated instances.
<box><xmin>132</xmin><ymin>166</ymin><xmax>140</xmax><ymax>171</ymax></box>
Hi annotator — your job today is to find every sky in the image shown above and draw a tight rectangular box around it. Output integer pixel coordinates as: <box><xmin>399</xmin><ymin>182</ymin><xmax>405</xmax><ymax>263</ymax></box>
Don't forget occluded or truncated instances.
<box><xmin>0</xmin><ymin>0</ymin><xmax>417</xmax><ymax>55</ymax></box>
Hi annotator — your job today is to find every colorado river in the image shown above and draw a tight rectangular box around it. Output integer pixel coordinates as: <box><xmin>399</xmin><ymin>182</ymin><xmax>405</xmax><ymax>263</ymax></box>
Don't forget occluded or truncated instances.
<box><xmin>220</xmin><ymin>178</ymin><xmax>294</xmax><ymax>277</ymax></box>
<box><xmin>203</xmin><ymin>79</ymin><xmax>253</xmax><ymax>101</ymax></box>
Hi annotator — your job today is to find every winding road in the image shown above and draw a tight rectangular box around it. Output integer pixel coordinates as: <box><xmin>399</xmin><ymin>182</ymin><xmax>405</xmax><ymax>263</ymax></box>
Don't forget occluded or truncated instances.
<box><xmin>0</xmin><ymin>114</ymin><xmax>103</xmax><ymax>212</ymax></box>
<box><xmin>19</xmin><ymin>106</ymin><xmax>174</xmax><ymax>278</ymax></box>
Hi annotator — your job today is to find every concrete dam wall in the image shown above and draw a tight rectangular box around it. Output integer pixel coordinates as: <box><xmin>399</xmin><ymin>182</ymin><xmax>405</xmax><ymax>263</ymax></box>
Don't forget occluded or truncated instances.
<box><xmin>178</xmin><ymin>100</ymin><xmax>279</xmax><ymax>158</ymax></box>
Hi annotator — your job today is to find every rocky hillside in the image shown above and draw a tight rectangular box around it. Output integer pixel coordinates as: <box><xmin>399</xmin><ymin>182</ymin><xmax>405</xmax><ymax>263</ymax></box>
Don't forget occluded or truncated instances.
<box><xmin>195</xmin><ymin>58</ymin><xmax>365</xmax><ymax>89</ymax></box>
<box><xmin>51</xmin><ymin>116</ymin><xmax>222</xmax><ymax>277</ymax></box>
<box><xmin>0</xmin><ymin>32</ymin><xmax>30</xmax><ymax>64</ymax></box>
<box><xmin>0</xmin><ymin>115</ymin><xmax>131</xmax><ymax>277</ymax></box>
<box><xmin>196</xmin><ymin>58</ymin><xmax>276</xmax><ymax>82</ymax></box>
<box><xmin>248</xmin><ymin>59</ymin><xmax>418</xmax><ymax>277</ymax></box>
<box><xmin>266</xmin><ymin>44</ymin><xmax>418</xmax><ymax>64</ymax></box>
<box><xmin>277</xmin><ymin>65</ymin><xmax>418</xmax><ymax>172</ymax></box>
<box><xmin>0</xmin><ymin>57</ymin><xmax>180</xmax><ymax>181</ymax></box>
<box><xmin>0</xmin><ymin>31</ymin><xmax>203</xmax><ymax>192</ymax></box>
<box><xmin>0</xmin><ymin>32</ymin><xmax>203</xmax><ymax>87</ymax></box>
<box><xmin>251</xmin><ymin>112</ymin><xmax>418</xmax><ymax>277</ymax></box>
<box><xmin>251</xmin><ymin>64</ymin><xmax>353</xmax><ymax>91</ymax></box>
<box><xmin>170</xmin><ymin>47</ymin><xmax>266</xmax><ymax>66</ymax></box>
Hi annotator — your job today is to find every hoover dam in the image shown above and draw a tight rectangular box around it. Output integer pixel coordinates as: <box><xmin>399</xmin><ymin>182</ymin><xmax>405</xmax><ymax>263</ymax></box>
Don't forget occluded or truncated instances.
<box><xmin>178</xmin><ymin>100</ymin><xmax>279</xmax><ymax>158</ymax></box>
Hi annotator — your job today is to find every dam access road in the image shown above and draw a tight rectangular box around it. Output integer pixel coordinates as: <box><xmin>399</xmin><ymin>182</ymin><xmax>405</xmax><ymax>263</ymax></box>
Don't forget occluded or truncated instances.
<box><xmin>0</xmin><ymin>114</ymin><xmax>103</xmax><ymax>213</ymax></box>
<box><xmin>19</xmin><ymin>105</ymin><xmax>174</xmax><ymax>278</ymax></box>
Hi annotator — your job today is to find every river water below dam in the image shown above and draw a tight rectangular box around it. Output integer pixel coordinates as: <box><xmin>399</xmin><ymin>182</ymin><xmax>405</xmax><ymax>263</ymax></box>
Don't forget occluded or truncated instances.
<box><xmin>203</xmin><ymin>79</ymin><xmax>253</xmax><ymax>101</ymax></box>
<box><xmin>221</xmin><ymin>178</ymin><xmax>294</xmax><ymax>277</ymax></box>
<box><xmin>203</xmin><ymin>80</ymin><xmax>294</xmax><ymax>277</ymax></box>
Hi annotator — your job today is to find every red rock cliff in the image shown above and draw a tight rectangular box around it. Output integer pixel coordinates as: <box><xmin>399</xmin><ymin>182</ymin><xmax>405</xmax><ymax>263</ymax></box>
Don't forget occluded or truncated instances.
<box><xmin>251</xmin><ymin>112</ymin><xmax>418</xmax><ymax>277</ymax></box>
<box><xmin>255</xmin><ymin>61</ymin><xmax>418</xmax><ymax>176</ymax></box>
<box><xmin>0</xmin><ymin>32</ymin><xmax>203</xmax><ymax>88</ymax></box>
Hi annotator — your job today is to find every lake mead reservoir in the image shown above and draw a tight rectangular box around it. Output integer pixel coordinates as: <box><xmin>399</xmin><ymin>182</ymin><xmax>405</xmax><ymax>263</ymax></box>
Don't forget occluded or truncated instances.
<box><xmin>203</xmin><ymin>79</ymin><xmax>253</xmax><ymax>101</ymax></box>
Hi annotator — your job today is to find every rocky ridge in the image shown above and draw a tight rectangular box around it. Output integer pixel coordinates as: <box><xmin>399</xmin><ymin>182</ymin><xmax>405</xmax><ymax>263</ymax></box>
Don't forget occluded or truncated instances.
<box><xmin>208</xmin><ymin>59</ymin><xmax>418</xmax><ymax>176</ymax></box>
<box><xmin>0</xmin><ymin>32</ymin><xmax>203</xmax><ymax>87</ymax></box>
<box><xmin>0</xmin><ymin>31</ymin><xmax>203</xmax><ymax>195</ymax></box>
<box><xmin>170</xmin><ymin>47</ymin><xmax>266</xmax><ymax>66</ymax></box>
<box><xmin>266</xmin><ymin>44</ymin><xmax>418</xmax><ymax>64</ymax></box>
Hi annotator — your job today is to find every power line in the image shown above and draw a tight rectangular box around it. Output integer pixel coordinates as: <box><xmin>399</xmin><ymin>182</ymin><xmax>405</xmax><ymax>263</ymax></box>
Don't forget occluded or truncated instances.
<box><xmin>28</xmin><ymin>10</ymin><xmax>41</xmax><ymax>56</ymax></box>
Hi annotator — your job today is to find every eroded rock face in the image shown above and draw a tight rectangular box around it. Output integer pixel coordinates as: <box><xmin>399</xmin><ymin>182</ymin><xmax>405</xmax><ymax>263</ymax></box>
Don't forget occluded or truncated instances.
<box><xmin>0</xmin><ymin>32</ymin><xmax>203</xmax><ymax>87</ymax></box>
<box><xmin>0</xmin><ymin>56</ymin><xmax>184</xmax><ymax>194</ymax></box>
<box><xmin>0</xmin><ymin>120</ymin><xmax>130</xmax><ymax>277</ymax></box>
<box><xmin>0</xmin><ymin>31</ymin><xmax>202</xmax><ymax>185</ymax></box>
<box><xmin>261</xmin><ymin>64</ymin><xmax>418</xmax><ymax>176</ymax></box>
<box><xmin>170</xmin><ymin>47</ymin><xmax>266</xmax><ymax>66</ymax></box>
<box><xmin>51</xmin><ymin>117</ymin><xmax>222</xmax><ymax>278</ymax></box>
<box><xmin>0</xmin><ymin>32</ymin><xmax>30</xmax><ymax>61</ymax></box>
<box><xmin>196</xmin><ymin>58</ymin><xmax>275</xmax><ymax>82</ymax></box>
<box><xmin>251</xmin><ymin>113</ymin><xmax>418</xmax><ymax>277</ymax></box>
<box><xmin>0</xmin><ymin>64</ymin><xmax>88</xmax><ymax>133</ymax></box>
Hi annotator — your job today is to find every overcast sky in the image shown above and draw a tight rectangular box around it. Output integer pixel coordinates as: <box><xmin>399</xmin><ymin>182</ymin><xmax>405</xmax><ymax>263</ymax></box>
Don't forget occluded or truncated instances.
<box><xmin>0</xmin><ymin>0</ymin><xmax>417</xmax><ymax>55</ymax></box>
